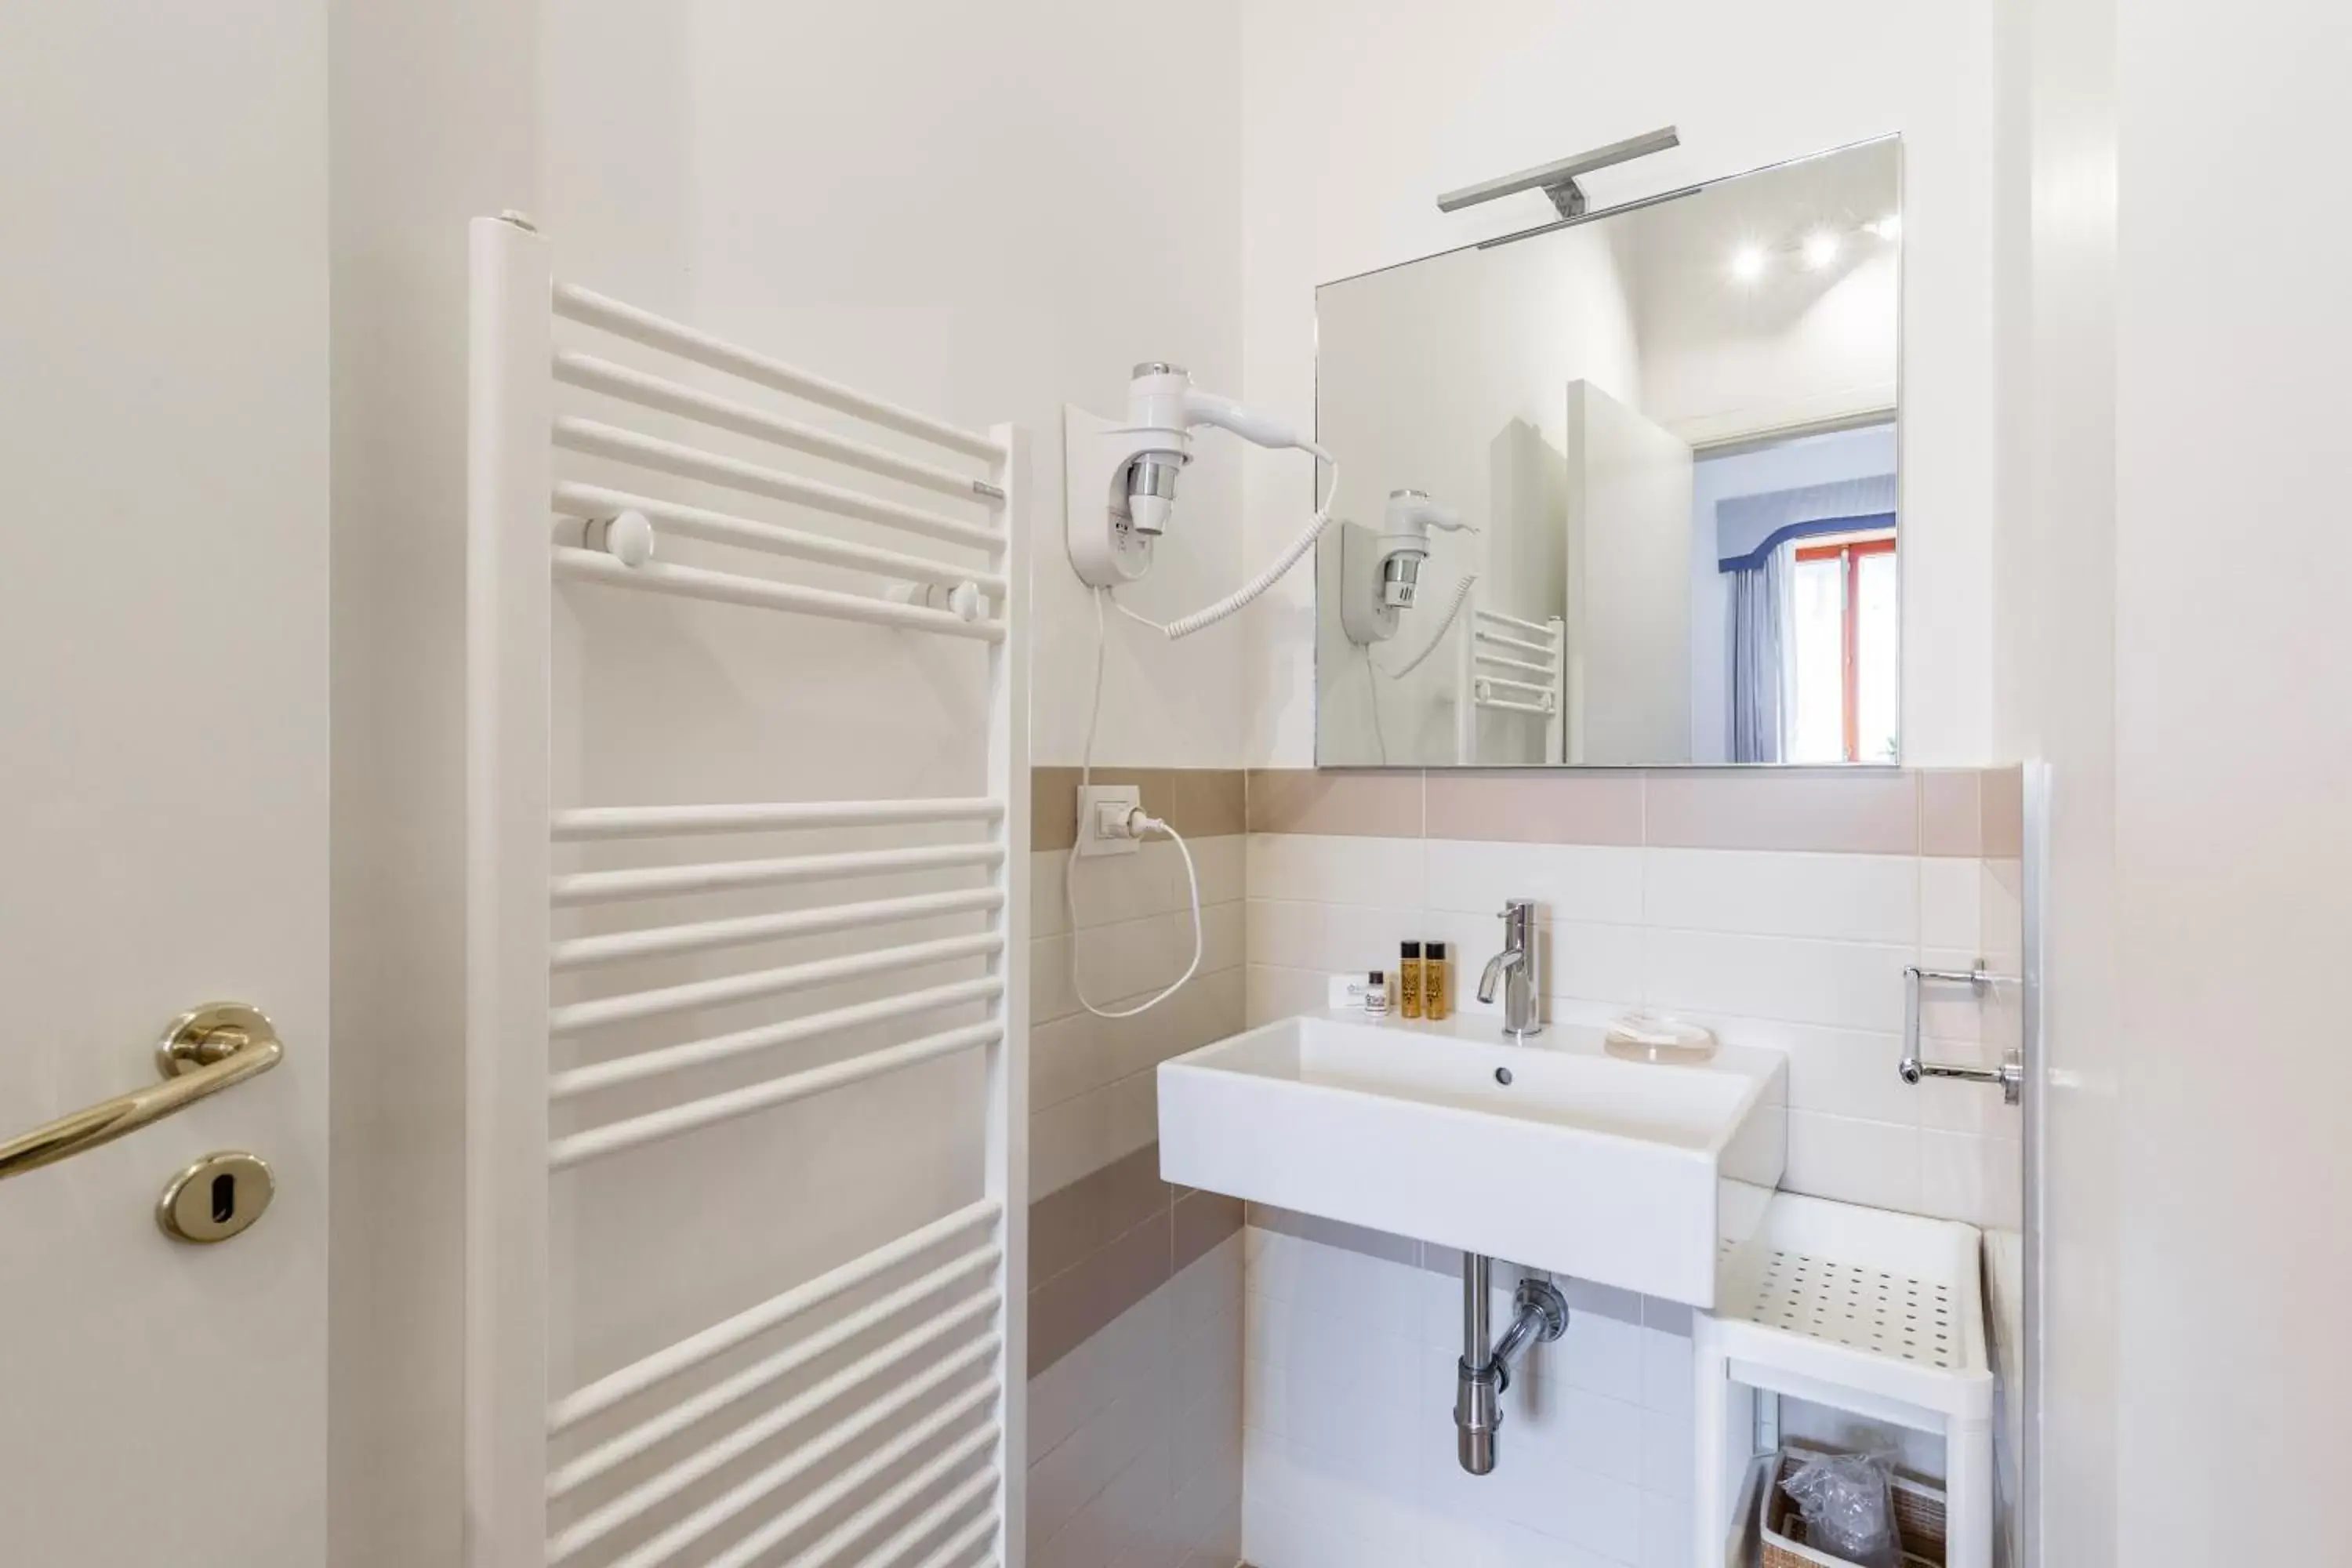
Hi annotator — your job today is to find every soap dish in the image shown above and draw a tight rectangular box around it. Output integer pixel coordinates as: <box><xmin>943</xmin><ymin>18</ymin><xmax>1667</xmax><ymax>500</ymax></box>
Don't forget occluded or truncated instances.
<box><xmin>1603</xmin><ymin>1011</ymin><xmax>1718</xmax><ymax>1063</ymax></box>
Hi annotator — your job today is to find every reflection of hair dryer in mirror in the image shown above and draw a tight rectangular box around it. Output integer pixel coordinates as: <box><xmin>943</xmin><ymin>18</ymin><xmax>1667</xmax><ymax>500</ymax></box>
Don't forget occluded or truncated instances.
<box><xmin>1341</xmin><ymin>488</ymin><xmax>1478</xmax><ymax>648</ymax></box>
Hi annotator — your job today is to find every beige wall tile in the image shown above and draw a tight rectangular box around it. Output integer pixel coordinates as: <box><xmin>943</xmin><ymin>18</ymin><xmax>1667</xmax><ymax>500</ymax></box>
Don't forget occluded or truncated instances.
<box><xmin>1919</xmin><ymin>769</ymin><xmax>1984</xmax><ymax>856</ymax></box>
<box><xmin>1244</xmin><ymin>769</ymin><xmax>1422</xmax><ymax>836</ymax></box>
<box><xmin>1643</xmin><ymin>769</ymin><xmax>1918</xmax><ymax>855</ymax></box>
<box><xmin>1026</xmin><ymin>1274</ymin><xmax>1167</xmax><ymax>1464</ymax></box>
<box><xmin>1173</xmin><ymin>770</ymin><xmax>1247</xmax><ymax>839</ymax></box>
<box><xmin>1033</xmin><ymin>965</ymin><xmax>1243</xmax><ymax>1116</ymax></box>
<box><xmin>1029</xmin><ymin>1209</ymin><xmax>1172</xmax><ymax>1374</ymax></box>
<box><xmin>1425</xmin><ymin>771</ymin><xmax>1643</xmax><ymax>846</ymax></box>
<box><xmin>1031</xmin><ymin>1067</ymin><xmax>1158</xmax><ymax>1198</ymax></box>
<box><xmin>1173</xmin><ymin>1189</ymin><xmax>1244</xmax><ymax>1275</ymax></box>
<box><xmin>1979</xmin><ymin>763</ymin><xmax>2024</xmax><ymax>858</ymax></box>
<box><xmin>1032</xmin><ymin>1142</ymin><xmax>1172</xmax><ymax>1287</ymax></box>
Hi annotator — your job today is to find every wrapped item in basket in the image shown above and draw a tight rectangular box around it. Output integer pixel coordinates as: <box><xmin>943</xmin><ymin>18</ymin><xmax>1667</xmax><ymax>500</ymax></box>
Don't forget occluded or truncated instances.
<box><xmin>1761</xmin><ymin>1446</ymin><xmax>1948</xmax><ymax>1568</ymax></box>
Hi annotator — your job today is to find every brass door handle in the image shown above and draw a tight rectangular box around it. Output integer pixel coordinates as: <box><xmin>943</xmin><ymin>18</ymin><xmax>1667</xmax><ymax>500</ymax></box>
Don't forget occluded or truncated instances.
<box><xmin>0</xmin><ymin>1003</ymin><xmax>283</xmax><ymax>1181</ymax></box>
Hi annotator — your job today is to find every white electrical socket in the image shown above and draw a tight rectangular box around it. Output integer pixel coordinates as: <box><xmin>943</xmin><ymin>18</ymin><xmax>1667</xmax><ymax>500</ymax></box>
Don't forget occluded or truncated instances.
<box><xmin>1075</xmin><ymin>783</ymin><xmax>1142</xmax><ymax>858</ymax></box>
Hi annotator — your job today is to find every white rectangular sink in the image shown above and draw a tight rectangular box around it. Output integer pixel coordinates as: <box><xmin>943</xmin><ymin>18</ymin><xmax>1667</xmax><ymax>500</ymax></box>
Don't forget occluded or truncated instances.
<box><xmin>1157</xmin><ymin>1014</ymin><xmax>1785</xmax><ymax>1307</ymax></box>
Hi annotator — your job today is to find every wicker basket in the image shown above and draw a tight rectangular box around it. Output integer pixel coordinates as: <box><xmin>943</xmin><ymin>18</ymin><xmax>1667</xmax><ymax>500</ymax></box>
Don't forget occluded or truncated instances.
<box><xmin>1759</xmin><ymin>1446</ymin><xmax>1947</xmax><ymax>1568</ymax></box>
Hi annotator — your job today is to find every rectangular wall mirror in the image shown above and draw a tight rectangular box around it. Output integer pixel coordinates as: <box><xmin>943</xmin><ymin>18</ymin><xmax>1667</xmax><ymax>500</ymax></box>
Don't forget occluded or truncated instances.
<box><xmin>1314</xmin><ymin>136</ymin><xmax>1902</xmax><ymax>768</ymax></box>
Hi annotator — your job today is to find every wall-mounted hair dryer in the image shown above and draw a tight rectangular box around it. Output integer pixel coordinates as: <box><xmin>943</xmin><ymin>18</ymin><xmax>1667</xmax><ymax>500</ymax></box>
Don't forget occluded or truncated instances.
<box><xmin>1061</xmin><ymin>364</ymin><xmax>1338</xmax><ymax>1025</ymax></box>
<box><xmin>1341</xmin><ymin>488</ymin><xmax>1477</xmax><ymax>647</ymax></box>
<box><xmin>1065</xmin><ymin>363</ymin><xmax>1335</xmax><ymax>637</ymax></box>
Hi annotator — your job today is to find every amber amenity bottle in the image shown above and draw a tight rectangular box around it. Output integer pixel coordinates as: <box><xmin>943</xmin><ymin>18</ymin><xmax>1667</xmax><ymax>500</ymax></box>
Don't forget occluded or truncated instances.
<box><xmin>1425</xmin><ymin>942</ymin><xmax>1451</xmax><ymax>1018</ymax></box>
<box><xmin>1399</xmin><ymin>941</ymin><xmax>1424</xmax><ymax>1018</ymax></box>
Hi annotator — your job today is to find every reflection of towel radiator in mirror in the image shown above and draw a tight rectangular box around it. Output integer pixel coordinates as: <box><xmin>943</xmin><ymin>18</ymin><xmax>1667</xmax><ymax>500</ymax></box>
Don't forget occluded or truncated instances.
<box><xmin>468</xmin><ymin>214</ymin><xmax>1027</xmax><ymax>1568</ymax></box>
<box><xmin>1455</xmin><ymin>600</ymin><xmax>1566</xmax><ymax>764</ymax></box>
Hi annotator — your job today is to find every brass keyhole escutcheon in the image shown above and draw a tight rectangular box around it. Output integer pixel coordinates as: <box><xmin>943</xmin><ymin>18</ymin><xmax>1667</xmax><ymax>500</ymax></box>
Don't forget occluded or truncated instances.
<box><xmin>158</xmin><ymin>1151</ymin><xmax>275</xmax><ymax>1243</ymax></box>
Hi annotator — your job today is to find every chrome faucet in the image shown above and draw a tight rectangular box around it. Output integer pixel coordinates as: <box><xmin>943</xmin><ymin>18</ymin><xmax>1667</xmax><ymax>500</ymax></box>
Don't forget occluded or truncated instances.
<box><xmin>1476</xmin><ymin>899</ymin><xmax>1542</xmax><ymax>1041</ymax></box>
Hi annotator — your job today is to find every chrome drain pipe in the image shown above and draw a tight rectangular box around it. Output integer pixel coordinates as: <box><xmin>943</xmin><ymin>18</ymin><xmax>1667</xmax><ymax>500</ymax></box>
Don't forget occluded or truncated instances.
<box><xmin>1454</xmin><ymin>1254</ymin><xmax>1570</xmax><ymax>1475</ymax></box>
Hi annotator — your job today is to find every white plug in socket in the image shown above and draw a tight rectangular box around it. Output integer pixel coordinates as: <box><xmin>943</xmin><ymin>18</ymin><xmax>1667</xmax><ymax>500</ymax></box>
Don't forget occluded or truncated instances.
<box><xmin>1076</xmin><ymin>783</ymin><xmax>1142</xmax><ymax>858</ymax></box>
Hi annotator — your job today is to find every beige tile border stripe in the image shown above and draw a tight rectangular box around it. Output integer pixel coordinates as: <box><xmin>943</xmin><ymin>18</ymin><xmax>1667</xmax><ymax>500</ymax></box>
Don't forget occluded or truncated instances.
<box><xmin>1027</xmin><ymin>1138</ymin><xmax>1242</xmax><ymax>1374</ymax></box>
<box><xmin>1032</xmin><ymin>767</ymin><xmax>1246</xmax><ymax>853</ymax></box>
<box><xmin>1243</xmin><ymin>766</ymin><xmax>2027</xmax><ymax>857</ymax></box>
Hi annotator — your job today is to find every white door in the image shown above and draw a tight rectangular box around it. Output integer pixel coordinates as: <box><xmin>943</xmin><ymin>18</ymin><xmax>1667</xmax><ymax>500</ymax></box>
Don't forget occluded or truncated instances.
<box><xmin>0</xmin><ymin>2</ymin><xmax>330</xmax><ymax>1562</ymax></box>
<box><xmin>1563</xmin><ymin>379</ymin><xmax>1697</xmax><ymax>764</ymax></box>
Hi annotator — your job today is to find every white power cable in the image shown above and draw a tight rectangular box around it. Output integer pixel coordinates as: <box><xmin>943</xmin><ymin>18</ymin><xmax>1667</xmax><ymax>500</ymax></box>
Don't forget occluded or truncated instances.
<box><xmin>1378</xmin><ymin>572</ymin><xmax>1478</xmax><ymax>678</ymax></box>
<box><xmin>1113</xmin><ymin>446</ymin><xmax>1338</xmax><ymax>641</ymax></box>
<box><xmin>1072</xmin><ymin>437</ymin><xmax>1332</xmax><ymax>1011</ymax></box>
<box><xmin>1361</xmin><ymin>645</ymin><xmax>1389</xmax><ymax>764</ymax></box>
<box><xmin>1064</xmin><ymin>588</ymin><xmax>1203</xmax><ymax>1019</ymax></box>
<box><xmin>1358</xmin><ymin>572</ymin><xmax>1475</xmax><ymax>764</ymax></box>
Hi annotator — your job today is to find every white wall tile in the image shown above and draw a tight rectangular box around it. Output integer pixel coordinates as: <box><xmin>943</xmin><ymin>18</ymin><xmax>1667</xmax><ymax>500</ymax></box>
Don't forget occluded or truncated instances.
<box><xmin>1031</xmin><ymin>1285</ymin><xmax>1171</xmax><ymax>1464</ymax></box>
<box><xmin>1246</xmin><ymin>964</ymin><xmax>1328</xmax><ymax>1027</ymax></box>
<box><xmin>1177</xmin><ymin>1495</ymin><xmax>1241</xmax><ymax>1568</ymax></box>
<box><xmin>1639</xmin><ymin>1486</ymin><xmax>1693</xmax><ymax>1568</ymax></box>
<box><xmin>1645</xmin><ymin>848</ymin><xmax>1918</xmax><ymax>945</ymax></box>
<box><xmin>1425</xmin><ymin>838</ymin><xmax>1645</xmax><ymax>924</ymax></box>
<box><xmin>1247</xmin><ymin>897</ymin><xmax>1417</xmax><ymax>975</ymax></box>
<box><xmin>1639</xmin><ymin>1323</ymin><xmax>1694</xmax><ymax>1418</ymax></box>
<box><xmin>1247</xmin><ymin>832</ymin><xmax>1426</xmax><ymax>909</ymax></box>
<box><xmin>1174</xmin><ymin>1306</ymin><xmax>1243</xmax><ymax>1492</ymax></box>
<box><xmin>1685</xmin><ymin>1014</ymin><xmax>1914</xmax><ymax>1124</ymax></box>
<box><xmin>1919</xmin><ymin>855</ymin><xmax>1984</xmax><ymax>952</ymax></box>
<box><xmin>1643</xmin><ymin>929</ymin><xmax>1909</xmax><ymax>1033</ymax></box>
<box><xmin>1640</xmin><ymin>1405</ymin><xmax>1693</xmax><ymax>1501</ymax></box>
<box><xmin>1032</xmin><ymin>1359</ymin><xmax>1171</xmax><ymax>1545</ymax></box>
<box><xmin>1169</xmin><ymin>1229</ymin><xmax>1243</xmax><ymax>1337</ymax></box>
<box><xmin>1542</xmin><ymin>1297</ymin><xmax>1647</xmax><ymax>1408</ymax></box>
<box><xmin>1029</xmin><ymin>1241</ymin><xmax>1245</xmax><ymax>1568</ymax></box>
<box><xmin>1783</xmin><ymin>1110</ymin><xmax>1923</xmax><ymax>1214</ymax></box>
<box><xmin>1189</xmin><ymin>831</ymin><xmax>1247</xmax><ymax>909</ymax></box>
<box><xmin>1921</xmin><ymin>1129</ymin><xmax>2024</xmax><ymax>1230</ymax></box>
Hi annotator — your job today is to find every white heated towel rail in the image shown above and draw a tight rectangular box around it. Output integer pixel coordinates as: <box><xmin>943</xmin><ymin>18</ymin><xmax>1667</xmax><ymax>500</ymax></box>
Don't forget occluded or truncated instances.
<box><xmin>467</xmin><ymin>215</ymin><xmax>1027</xmax><ymax>1568</ymax></box>
<box><xmin>1454</xmin><ymin>600</ymin><xmax>1566</xmax><ymax>764</ymax></box>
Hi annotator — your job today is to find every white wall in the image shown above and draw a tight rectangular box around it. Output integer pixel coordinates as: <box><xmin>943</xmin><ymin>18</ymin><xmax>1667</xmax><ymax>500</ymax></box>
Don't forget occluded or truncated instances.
<box><xmin>1564</xmin><ymin>383</ymin><xmax>1695</xmax><ymax>764</ymax></box>
<box><xmin>2107</xmin><ymin>2</ymin><xmax>2352</xmax><ymax>1561</ymax></box>
<box><xmin>1240</xmin><ymin>0</ymin><xmax>1995</xmax><ymax>768</ymax></box>
<box><xmin>1989</xmin><ymin>0</ymin><xmax>2120</xmax><ymax>1563</ymax></box>
<box><xmin>542</xmin><ymin>0</ymin><xmax>1247</xmax><ymax>770</ymax></box>
<box><xmin>328</xmin><ymin>2</ymin><xmax>537</xmax><ymax>1562</ymax></box>
<box><xmin>1997</xmin><ymin>0</ymin><xmax>2352</xmax><ymax>1560</ymax></box>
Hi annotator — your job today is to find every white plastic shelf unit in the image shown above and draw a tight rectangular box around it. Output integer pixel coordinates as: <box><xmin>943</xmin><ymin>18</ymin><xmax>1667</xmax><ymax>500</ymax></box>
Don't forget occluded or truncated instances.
<box><xmin>1693</xmin><ymin>1192</ymin><xmax>1994</xmax><ymax>1568</ymax></box>
<box><xmin>467</xmin><ymin>216</ymin><xmax>1028</xmax><ymax>1568</ymax></box>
